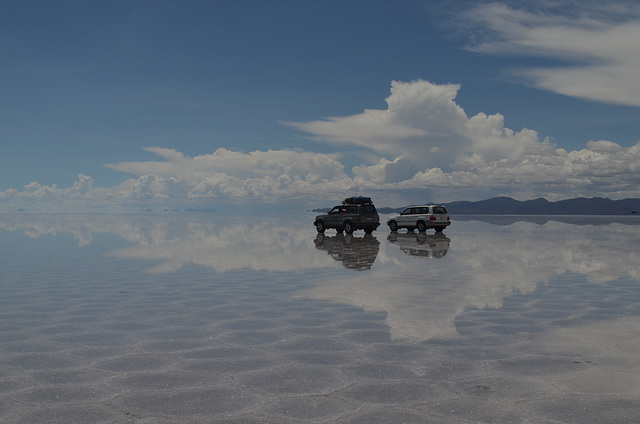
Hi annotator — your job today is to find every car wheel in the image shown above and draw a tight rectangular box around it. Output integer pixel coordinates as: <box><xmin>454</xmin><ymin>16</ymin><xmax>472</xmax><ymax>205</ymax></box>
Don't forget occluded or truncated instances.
<box><xmin>435</xmin><ymin>226</ymin><xmax>444</xmax><ymax>233</ymax></box>
<box><xmin>417</xmin><ymin>221</ymin><xmax>427</xmax><ymax>232</ymax></box>
<box><xmin>388</xmin><ymin>221</ymin><xmax>398</xmax><ymax>231</ymax></box>
<box><xmin>316</xmin><ymin>221</ymin><xmax>325</xmax><ymax>233</ymax></box>
<box><xmin>344</xmin><ymin>221</ymin><xmax>354</xmax><ymax>234</ymax></box>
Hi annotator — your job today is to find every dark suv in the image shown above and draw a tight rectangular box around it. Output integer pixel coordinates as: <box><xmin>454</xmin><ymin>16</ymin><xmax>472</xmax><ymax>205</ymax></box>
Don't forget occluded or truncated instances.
<box><xmin>314</xmin><ymin>197</ymin><xmax>380</xmax><ymax>234</ymax></box>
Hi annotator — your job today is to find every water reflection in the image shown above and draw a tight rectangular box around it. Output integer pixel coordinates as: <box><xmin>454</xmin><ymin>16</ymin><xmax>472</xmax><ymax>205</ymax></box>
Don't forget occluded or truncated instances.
<box><xmin>306</xmin><ymin>216</ymin><xmax>640</xmax><ymax>340</ymax></box>
<box><xmin>313</xmin><ymin>233</ymin><xmax>380</xmax><ymax>270</ymax></box>
<box><xmin>3</xmin><ymin>213</ymin><xmax>640</xmax><ymax>422</ymax></box>
<box><xmin>387</xmin><ymin>232</ymin><xmax>450</xmax><ymax>258</ymax></box>
<box><xmin>0</xmin><ymin>213</ymin><xmax>338</xmax><ymax>273</ymax></box>
<box><xmin>1</xmin><ymin>213</ymin><xmax>639</xmax><ymax>342</ymax></box>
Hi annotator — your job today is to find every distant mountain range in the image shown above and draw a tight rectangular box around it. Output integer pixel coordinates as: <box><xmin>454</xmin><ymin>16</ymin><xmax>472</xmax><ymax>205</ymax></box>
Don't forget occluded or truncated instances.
<box><xmin>376</xmin><ymin>197</ymin><xmax>640</xmax><ymax>215</ymax></box>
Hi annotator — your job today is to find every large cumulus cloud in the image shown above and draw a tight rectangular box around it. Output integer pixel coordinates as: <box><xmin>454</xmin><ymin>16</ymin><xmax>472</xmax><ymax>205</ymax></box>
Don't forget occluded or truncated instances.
<box><xmin>1</xmin><ymin>80</ymin><xmax>639</xmax><ymax>211</ymax></box>
<box><xmin>286</xmin><ymin>80</ymin><xmax>544</xmax><ymax>183</ymax></box>
<box><xmin>288</xmin><ymin>79</ymin><xmax>640</xmax><ymax>200</ymax></box>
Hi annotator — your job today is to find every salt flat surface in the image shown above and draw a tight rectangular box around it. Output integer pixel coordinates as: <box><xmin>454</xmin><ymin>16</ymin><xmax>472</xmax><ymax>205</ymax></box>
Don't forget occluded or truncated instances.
<box><xmin>1</xmin><ymin>212</ymin><xmax>640</xmax><ymax>423</ymax></box>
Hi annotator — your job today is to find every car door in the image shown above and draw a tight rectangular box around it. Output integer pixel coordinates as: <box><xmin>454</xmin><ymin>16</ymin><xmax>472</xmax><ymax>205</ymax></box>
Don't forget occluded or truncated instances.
<box><xmin>431</xmin><ymin>206</ymin><xmax>449</xmax><ymax>224</ymax></box>
<box><xmin>344</xmin><ymin>205</ymin><xmax>358</xmax><ymax>223</ymax></box>
<box><xmin>326</xmin><ymin>206</ymin><xmax>343</xmax><ymax>227</ymax></box>
<box><xmin>359</xmin><ymin>204</ymin><xmax>378</xmax><ymax>225</ymax></box>
<box><xmin>417</xmin><ymin>207</ymin><xmax>430</xmax><ymax>224</ymax></box>
<box><xmin>398</xmin><ymin>208</ymin><xmax>414</xmax><ymax>227</ymax></box>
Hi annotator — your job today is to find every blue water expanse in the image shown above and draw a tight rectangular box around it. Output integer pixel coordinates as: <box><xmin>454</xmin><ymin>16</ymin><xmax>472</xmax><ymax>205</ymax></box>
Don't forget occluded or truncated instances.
<box><xmin>1</xmin><ymin>212</ymin><xmax>640</xmax><ymax>423</ymax></box>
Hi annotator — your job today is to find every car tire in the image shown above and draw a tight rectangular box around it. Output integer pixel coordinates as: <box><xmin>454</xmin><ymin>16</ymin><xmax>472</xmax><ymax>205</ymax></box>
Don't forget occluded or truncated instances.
<box><xmin>388</xmin><ymin>221</ymin><xmax>398</xmax><ymax>232</ymax></box>
<box><xmin>417</xmin><ymin>221</ymin><xmax>427</xmax><ymax>232</ymax></box>
<box><xmin>316</xmin><ymin>221</ymin><xmax>325</xmax><ymax>233</ymax></box>
<box><xmin>435</xmin><ymin>226</ymin><xmax>444</xmax><ymax>233</ymax></box>
<box><xmin>344</xmin><ymin>221</ymin><xmax>354</xmax><ymax>234</ymax></box>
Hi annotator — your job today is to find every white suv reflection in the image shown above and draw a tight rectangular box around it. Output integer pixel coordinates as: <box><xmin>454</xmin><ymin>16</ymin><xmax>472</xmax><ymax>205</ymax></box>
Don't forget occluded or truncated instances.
<box><xmin>387</xmin><ymin>205</ymin><xmax>451</xmax><ymax>233</ymax></box>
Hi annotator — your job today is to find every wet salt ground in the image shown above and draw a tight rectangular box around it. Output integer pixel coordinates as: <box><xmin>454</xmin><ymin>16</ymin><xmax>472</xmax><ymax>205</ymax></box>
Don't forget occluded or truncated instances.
<box><xmin>1</xmin><ymin>213</ymin><xmax>640</xmax><ymax>423</ymax></box>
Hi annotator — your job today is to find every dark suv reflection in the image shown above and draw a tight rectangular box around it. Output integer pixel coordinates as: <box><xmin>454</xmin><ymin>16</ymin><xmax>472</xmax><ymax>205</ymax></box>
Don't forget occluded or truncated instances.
<box><xmin>387</xmin><ymin>232</ymin><xmax>451</xmax><ymax>258</ymax></box>
<box><xmin>314</xmin><ymin>233</ymin><xmax>380</xmax><ymax>270</ymax></box>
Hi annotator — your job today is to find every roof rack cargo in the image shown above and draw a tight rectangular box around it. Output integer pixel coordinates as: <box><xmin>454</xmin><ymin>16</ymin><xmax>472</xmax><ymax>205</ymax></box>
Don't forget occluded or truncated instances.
<box><xmin>343</xmin><ymin>196</ymin><xmax>373</xmax><ymax>205</ymax></box>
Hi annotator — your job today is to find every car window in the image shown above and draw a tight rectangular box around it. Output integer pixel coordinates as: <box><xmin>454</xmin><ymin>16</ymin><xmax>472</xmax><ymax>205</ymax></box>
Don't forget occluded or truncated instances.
<box><xmin>330</xmin><ymin>207</ymin><xmax>341</xmax><ymax>214</ymax></box>
<box><xmin>401</xmin><ymin>208</ymin><xmax>410</xmax><ymax>215</ymax></box>
<box><xmin>433</xmin><ymin>206</ymin><xmax>447</xmax><ymax>214</ymax></box>
<box><xmin>419</xmin><ymin>207</ymin><xmax>429</xmax><ymax>214</ymax></box>
<box><xmin>360</xmin><ymin>205</ymin><xmax>375</xmax><ymax>214</ymax></box>
<box><xmin>346</xmin><ymin>206</ymin><xmax>357</xmax><ymax>213</ymax></box>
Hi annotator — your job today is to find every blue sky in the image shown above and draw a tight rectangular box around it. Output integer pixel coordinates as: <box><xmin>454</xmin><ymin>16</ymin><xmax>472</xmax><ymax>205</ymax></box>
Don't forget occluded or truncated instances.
<box><xmin>2</xmin><ymin>0</ymin><xmax>640</xmax><ymax>211</ymax></box>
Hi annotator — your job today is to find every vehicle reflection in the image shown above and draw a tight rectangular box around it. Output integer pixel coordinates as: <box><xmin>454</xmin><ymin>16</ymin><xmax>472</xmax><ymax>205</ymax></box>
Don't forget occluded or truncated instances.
<box><xmin>314</xmin><ymin>233</ymin><xmax>380</xmax><ymax>271</ymax></box>
<box><xmin>387</xmin><ymin>232</ymin><xmax>450</xmax><ymax>258</ymax></box>
<box><xmin>3</xmin><ymin>213</ymin><xmax>640</xmax><ymax>343</ymax></box>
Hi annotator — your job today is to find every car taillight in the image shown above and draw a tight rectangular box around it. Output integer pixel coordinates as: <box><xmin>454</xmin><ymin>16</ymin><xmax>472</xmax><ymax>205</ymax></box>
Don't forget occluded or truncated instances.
<box><xmin>357</xmin><ymin>215</ymin><xmax>361</xmax><ymax>221</ymax></box>
<box><xmin>430</xmin><ymin>216</ymin><xmax>436</xmax><ymax>221</ymax></box>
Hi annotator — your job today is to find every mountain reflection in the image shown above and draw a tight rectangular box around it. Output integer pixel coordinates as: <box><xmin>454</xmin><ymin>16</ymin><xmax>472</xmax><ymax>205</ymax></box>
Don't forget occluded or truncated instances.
<box><xmin>454</xmin><ymin>214</ymin><xmax>640</xmax><ymax>226</ymax></box>
<box><xmin>314</xmin><ymin>233</ymin><xmax>380</xmax><ymax>270</ymax></box>
<box><xmin>387</xmin><ymin>232</ymin><xmax>450</xmax><ymax>258</ymax></box>
<box><xmin>2</xmin><ymin>213</ymin><xmax>640</xmax><ymax>341</ymax></box>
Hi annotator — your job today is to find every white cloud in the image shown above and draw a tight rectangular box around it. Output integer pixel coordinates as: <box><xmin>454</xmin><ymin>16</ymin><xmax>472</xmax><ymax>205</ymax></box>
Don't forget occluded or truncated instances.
<box><xmin>5</xmin><ymin>213</ymin><xmax>639</xmax><ymax>341</ymax></box>
<box><xmin>286</xmin><ymin>79</ymin><xmax>640</xmax><ymax>200</ymax></box>
<box><xmin>461</xmin><ymin>2</ymin><xmax>640</xmax><ymax>106</ymax></box>
<box><xmin>106</xmin><ymin>148</ymin><xmax>354</xmax><ymax>200</ymax></box>
<box><xmin>286</xmin><ymin>79</ymin><xmax>549</xmax><ymax>184</ymax></box>
<box><xmin>284</xmin><ymin>80</ymin><xmax>469</xmax><ymax>169</ymax></box>
<box><xmin>1</xmin><ymin>79</ymin><xmax>639</xmax><ymax>211</ymax></box>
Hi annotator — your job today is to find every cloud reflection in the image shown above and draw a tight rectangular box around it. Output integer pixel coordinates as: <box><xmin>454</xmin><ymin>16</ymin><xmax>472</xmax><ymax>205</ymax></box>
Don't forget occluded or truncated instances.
<box><xmin>1</xmin><ymin>213</ymin><xmax>639</xmax><ymax>341</ymax></box>
<box><xmin>304</xmin><ymin>217</ymin><xmax>640</xmax><ymax>340</ymax></box>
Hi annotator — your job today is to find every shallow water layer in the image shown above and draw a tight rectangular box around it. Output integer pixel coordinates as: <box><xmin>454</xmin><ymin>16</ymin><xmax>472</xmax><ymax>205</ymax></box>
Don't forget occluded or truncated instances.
<box><xmin>1</xmin><ymin>212</ymin><xmax>640</xmax><ymax>423</ymax></box>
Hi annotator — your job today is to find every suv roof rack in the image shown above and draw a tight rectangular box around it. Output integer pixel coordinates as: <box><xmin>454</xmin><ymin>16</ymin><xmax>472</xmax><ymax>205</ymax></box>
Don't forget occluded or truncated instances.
<box><xmin>343</xmin><ymin>196</ymin><xmax>373</xmax><ymax>205</ymax></box>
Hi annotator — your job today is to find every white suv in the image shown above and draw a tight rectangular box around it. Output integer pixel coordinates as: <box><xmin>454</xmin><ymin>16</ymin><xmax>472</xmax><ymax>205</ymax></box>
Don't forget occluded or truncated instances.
<box><xmin>386</xmin><ymin>205</ymin><xmax>451</xmax><ymax>233</ymax></box>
